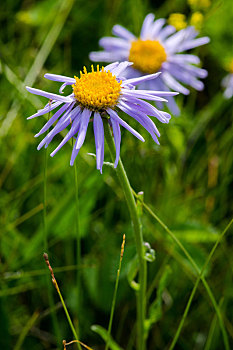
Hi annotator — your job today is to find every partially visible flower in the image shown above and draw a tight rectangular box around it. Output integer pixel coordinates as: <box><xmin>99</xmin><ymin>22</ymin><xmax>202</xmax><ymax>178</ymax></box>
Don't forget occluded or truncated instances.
<box><xmin>168</xmin><ymin>13</ymin><xmax>187</xmax><ymax>31</ymax></box>
<box><xmin>190</xmin><ymin>12</ymin><xmax>204</xmax><ymax>31</ymax></box>
<box><xmin>26</xmin><ymin>62</ymin><xmax>178</xmax><ymax>172</ymax></box>
<box><xmin>90</xmin><ymin>13</ymin><xmax>210</xmax><ymax>115</ymax></box>
<box><xmin>222</xmin><ymin>59</ymin><xmax>233</xmax><ymax>99</ymax></box>
<box><xmin>188</xmin><ymin>0</ymin><xmax>211</xmax><ymax>11</ymax></box>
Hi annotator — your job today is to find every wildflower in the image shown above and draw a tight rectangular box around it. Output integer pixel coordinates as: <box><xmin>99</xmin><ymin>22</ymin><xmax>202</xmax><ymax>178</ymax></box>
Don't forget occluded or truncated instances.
<box><xmin>190</xmin><ymin>12</ymin><xmax>204</xmax><ymax>31</ymax></box>
<box><xmin>188</xmin><ymin>0</ymin><xmax>211</xmax><ymax>11</ymax></box>
<box><xmin>90</xmin><ymin>13</ymin><xmax>210</xmax><ymax>115</ymax></box>
<box><xmin>168</xmin><ymin>13</ymin><xmax>187</xmax><ymax>31</ymax></box>
<box><xmin>26</xmin><ymin>62</ymin><xmax>178</xmax><ymax>172</ymax></box>
<box><xmin>222</xmin><ymin>59</ymin><xmax>233</xmax><ymax>99</ymax></box>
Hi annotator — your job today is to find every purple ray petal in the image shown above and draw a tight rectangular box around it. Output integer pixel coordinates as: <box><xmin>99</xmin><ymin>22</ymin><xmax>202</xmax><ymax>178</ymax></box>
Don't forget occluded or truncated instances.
<box><xmin>119</xmin><ymin>100</ymin><xmax>160</xmax><ymax>136</ymax></box>
<box><xmin>93</xmin><ymin>112</ymin><xmax>104</xmax><ymax>173</ymax></box>
<box><xmin>111</xmin><ymin>61</ymin><xmax>133</xmax><ymax>76</ymax></box>
<box><xmin>140</xmin><ymin>13</ymin><xmax>155</xmax><ymax>39</ymax></box>
<box><xmin>121</xmin><ymin>90</ymin><xmax>168</xmax><ymax>102</ymax></box>
<box><xmin>70</xmin><ymin>139</ymin><xmax>81</xmax><ymax>166</ymax></box>
<box><xmin>50</xmin><ymin>115</ymin><xmax>81</xmax><ymax>157</ymax></box>
<box><xmin>111</xmin><ymin>118</ymin><xmax>121</xmax><ymax>167</ymax></box>
<box><xmin>26</xmin><ymin>86</ymin><xmax>74</xmax><ymax>103</ymax></box>
<box><xmin>112</xmin><ymin>24</ymin><xmax>136</xmax><ymax>40</ymax></box>
<box><xmin>99</xmin><ymin>37</ymin><xmax>130</xmax><ymax>50</ymax></box>
<box><xmin>122</xmin><ymin>72</ymin><xmax>161</xmax><ymax>86</ymax></box>
<box><xmin>27</xmin><ymin>101</ymin><xmax>62</xmax><ymax>120</ymax></box>
<box><xmin>118</xmin><ymin>101</ymin><xmax>160</xmax><ymax>144</ymax></box>
<box><xmin>151</xmin><ymin>18</ymin><xmax>166</xmax><ymax>38</ymax></box>
<box><xmin>35</xmin><ymin>103</ymin><xmax>71</xmax><ymax>137</ymax></box>
<box><xmin>162</xmin><ymin>72</ymin><xmax>190</xmax><ymax>95</ymax></box>
<box><xmin>75</xmin><ymin>109</ymin><xmax>91</xmax><ymax>149</ymax></box>
<box><xmin>178</xmin><ymin>36</ymin><xmax>210</xmax><ymax>52</ymax></box>
<box><xmin>107</xmin><ymin>108</ymin><xmax>145</xmax><ymax>142</ymax></box>
<box><xmin>44</xmin><ymin>73</ymin><xmax>75</xmax><ymax>84</ymax></box>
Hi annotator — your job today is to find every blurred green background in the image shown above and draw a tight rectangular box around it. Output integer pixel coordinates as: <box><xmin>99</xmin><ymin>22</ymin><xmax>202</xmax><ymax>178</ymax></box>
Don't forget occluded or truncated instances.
<box><xmin>0</xmin><ymin>0</ymin><xmax>233</xmax><ymax>349</ymax></box>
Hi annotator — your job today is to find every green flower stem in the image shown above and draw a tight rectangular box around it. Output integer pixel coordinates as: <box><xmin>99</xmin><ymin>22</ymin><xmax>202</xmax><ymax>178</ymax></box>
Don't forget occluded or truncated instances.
<box><xmin>73</xmin><ymin>140</ymin><xmax>82</xmax><ymax>350</ymax></box>
<box><xmin>104</xmin><ymin>120</ymin><xmax>147</xmax><ymax>350</ymax></box>
<box><xmin>74</xmin><ymin>156</ymin><xmax>81</xmax><ymax>297</ymax></box>
<box><xmin>105</xmin><ymin>234</ymin><xmax>126</xmax><ymax>350</ymax></box>
<box><xmin>43</xmin><ymin>113</ymin><xmax>61</xmax><ymax>344</ymax></box>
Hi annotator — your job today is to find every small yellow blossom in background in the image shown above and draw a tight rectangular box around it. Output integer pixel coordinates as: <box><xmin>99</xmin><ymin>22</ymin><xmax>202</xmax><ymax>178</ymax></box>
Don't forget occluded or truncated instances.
<box><xmin>190</xmin><ymin>11</ymin><xmax>204</xmax><ymax>30</ymax></box>
<box><xmin>188</xmin><ymin>0</ymin><xmax>211</xmax><ymax>11</ymax></box>
<box><xmin>226</xmin><ymin>58</ymin><xmax>233</xmax><ymax>73</ymax></box>
<box><xmin>168</xmin><ymin>13</ymin><xmax>187</xmax><ymax>31</ymax></box>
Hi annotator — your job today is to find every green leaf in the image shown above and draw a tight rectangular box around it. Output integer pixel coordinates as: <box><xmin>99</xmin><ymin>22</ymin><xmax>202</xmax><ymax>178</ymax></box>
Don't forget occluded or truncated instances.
<box><xmin>145</xmin><ymin>265</ymin><xmax>172</xmax><ymax>338</ymax></box>
<box><xmin>91</xmin><ymin>325</ymin><xmax>123</xmax><ymax>350</ymax></box>
<box><xmin>127</xmin><ymin>256</ymin><xmax>140</xmax><ymax>291</ymax></box>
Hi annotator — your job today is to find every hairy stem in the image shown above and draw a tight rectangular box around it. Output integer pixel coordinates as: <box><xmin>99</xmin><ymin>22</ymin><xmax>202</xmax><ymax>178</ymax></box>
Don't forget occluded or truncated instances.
<box><xmin>104</xmin><ymin>121</ymin><xmax>147</xmax><ymax>350</ymax></box>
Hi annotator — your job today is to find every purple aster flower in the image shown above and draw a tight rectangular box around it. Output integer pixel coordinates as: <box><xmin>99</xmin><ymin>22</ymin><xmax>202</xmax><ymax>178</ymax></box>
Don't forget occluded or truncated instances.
<box><xmin>89</xmin><ymin>13</ymin><xmax>210</xmax><ymax>115</ymax></box>
<box><xmin>26</xmin><ymin>62</ymin><xmax>178</xmax><ymax>173</ymax></box>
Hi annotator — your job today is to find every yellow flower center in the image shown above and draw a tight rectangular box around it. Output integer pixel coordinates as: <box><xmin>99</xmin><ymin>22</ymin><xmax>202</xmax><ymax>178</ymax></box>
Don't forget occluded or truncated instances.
<box><xmin>128</xmin><ymin>39</ymin><xmax>167</xmax><ymax>74</ymax></box>
<box><xmin>72</xmin><ymin>65</ymin><xmax>122</xmax><ymax>111</ymax></box>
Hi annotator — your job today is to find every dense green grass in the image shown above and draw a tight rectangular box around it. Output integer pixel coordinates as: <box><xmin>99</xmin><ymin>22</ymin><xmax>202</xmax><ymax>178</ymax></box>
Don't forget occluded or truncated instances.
<box><xmin>0</xmin><ymin>0</ymin><xmax>233</xmax><ymax>349</ymax></box>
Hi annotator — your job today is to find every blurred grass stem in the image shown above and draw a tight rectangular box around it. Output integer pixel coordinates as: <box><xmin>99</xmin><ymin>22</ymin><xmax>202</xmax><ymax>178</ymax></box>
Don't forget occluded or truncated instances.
<box><xmin>73</xmin><ymin>143</ymin><xmax>82</xmax><ymax>350</ymax></box>
<box><xmin>44</xmin><ymin>253</ymin><xmax>80</xmax><ymax>347</ymax></box>
<box><xmin>104</xmin><ymin>121</ymin><xmax>147</xmax><ymax>350</ymax></box>
<box><xmin>105</xmin><ymin>234</ymin><xmax>126</xmax><ymax>350</ymax></box>
<box><xmin>43</xmin><ymin>111</ymin><xmax>61</xmax><ymax>344</ymax></box>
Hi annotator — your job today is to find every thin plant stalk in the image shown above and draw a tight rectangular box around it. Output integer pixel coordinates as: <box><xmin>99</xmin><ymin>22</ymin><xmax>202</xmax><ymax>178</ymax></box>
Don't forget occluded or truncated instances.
<box><xmin>72</xmin><ymin>138</ymin><xmax>82</xmax><ymax>350</ymax></box>
<box><xmin>43</xmin><ymin>110</ymin><xmax>61</xmax><ymax>343</ymax></box>
<box><xmin>105</xmin><ymin>234</ymin><xmax>126</xmax><ymax>350</ymax></box>
<box><xmin>104</xmin><ymin>120</ymin><xmax>147</xmax><ymax>350</ymax></box>
<box><xmin>74</xmin><ymin>156</ymin><xmax>81</xmax><ymax>291</ymax></box>
<box><xmin>44</xmin><ymin>253</ymin><xmax>80</xmax><ymax>347</ymax></box>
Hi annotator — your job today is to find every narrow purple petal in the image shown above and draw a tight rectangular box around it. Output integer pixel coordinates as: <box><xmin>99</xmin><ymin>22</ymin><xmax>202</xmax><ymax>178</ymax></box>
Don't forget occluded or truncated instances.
<box><xmin>111</xmin><ymin>118</ymin><xmax>121</xmax><ymax>167</ymax></box>
<box><xmin>157</xmin><ymin>25</ymin><xmax>176</xmax><ymax>40</ymax></box>
<box><xmin>27</xmin><ymin>101</ymin><xmax>62</xmax><ymax>120</ymax></box>
<box><xmin>75</xmin><ymin>109</ymin><xmax>91</xmax><ymax>149</ymax></box>
<box><xmin>111</xmin><ymin>61</ymin><xmax>133</xmax><ymax>76</ymax></box>
<box><xmin>122</xmin><ymin>72</ymin><xmax>161</xmax><ymax>86</ymax></box>
<box><xmin>121</xmin><ymin>90</ymin><xmax>168</xmax><ymax>102</ymax></box>
<box><xmin>93</xmin><ymin>112</ymin><xmax>104</xmax><ymax>173</ymax></box>
<box><xmin>168</xmin><ymin>54</ymin><xmax>200</xmax><ymax>65</ymax></box>
<box><xmin>99</xmin><ymin>37</ymin><xmax>130</xmax><ymax>50</ymax></box>
<box><xmin>44</xmin><ymin>73</ymin><xmax>75</xmax><ymax>84</ymax></box>
<box><xmin>107</xmin><ymin>108</ymin><xmax>145</xmax><ymax>142</ymax></box>
<box><xmin>112</xmin><ymin>24</ymin><xmax>136</xmax><ymax>40</ymax></box>
<box><xmin>140</xmin><ymin>13</ymin><xmax>155</xmax><ymax>39</ymax></box>
<box><xmin>119</xmin><ymin>100</ymin><xmax>160</xmax><ymax>136</ymax></box>
<box><xmin>70</xmin><ymin>139</ymin><xmax>81</xmax><ymax>166</ymax></box>
<box><xmin>89</xmin><ymin>51</ymin><xmax>128</xmax><ymax>62</ymax></box>
<box><xmin>118</xmin><ymin>101</ymin><xmax>160</xmax><ymax>144</ymax></box>
<box><xmin>151</xmin><ymin>18</ymin><xmax>166</xmax><ymax>38</ymax></box>
<box><xmin>26</xmin><ymin>86</ymin><xmax>74</xmax><ymax>103</ymax></box>
<box><xmin>35</xmin><ymin>103</ymin><xmax>71</xmax><ymax>137</ymax></box>
<box><xmin>178</xmin><ymin>37</ymin><xmax>210</xmax><ymax>52</ymax></box>
<box><xmin>162</xmin><ymin>72</ymin><xmax>190</xmax><ymax>95</ymax></box>
<box><xmin>50</xmin><ymin>115</ymin><xmax>81</xmax><ymax>157</ymax></box>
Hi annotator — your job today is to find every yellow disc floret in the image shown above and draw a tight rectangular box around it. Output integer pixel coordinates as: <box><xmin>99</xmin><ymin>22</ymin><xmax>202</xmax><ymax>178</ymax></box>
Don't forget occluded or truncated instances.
<box><xmin>129</xmin><ymin>39</ymin><xmax>167</xmax><ymax>74</ymax></box>
<box><xmin>190</xmin><ymin>12</ymin><xmax>204</xmax><ymax>31</ymax></box>
<box><xmin>73</xmin><ymin>65</ymin><xmax>122</xmax><ymax>111</ymax></box>
<box><xmin>168</xmin><ymin>13</ymin><xmax>187</xmax><ymax>31</ymax></box>
<box><xmin>229</xmin><ymin>59</ymin><xmax>233</xmax><ymax>74</ymax></box>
